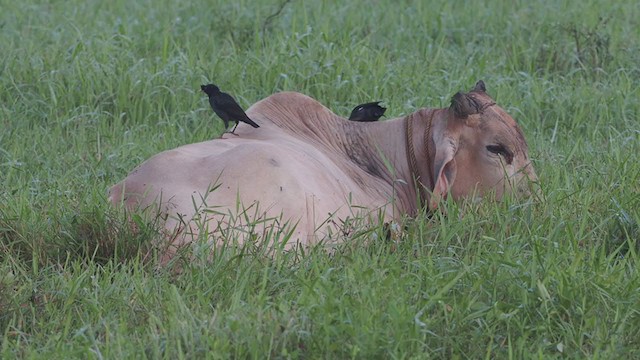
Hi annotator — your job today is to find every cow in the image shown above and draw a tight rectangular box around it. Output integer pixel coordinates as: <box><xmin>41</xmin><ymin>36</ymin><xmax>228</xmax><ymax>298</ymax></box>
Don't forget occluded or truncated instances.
<box><xmin>108</xmin><ymin>81</ymin><xmax>538</xmax><ymax>261</ymax></box>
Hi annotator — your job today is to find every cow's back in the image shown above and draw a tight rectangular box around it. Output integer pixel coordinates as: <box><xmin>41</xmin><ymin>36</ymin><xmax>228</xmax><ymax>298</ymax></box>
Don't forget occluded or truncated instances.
<box><xmin>108</xmin><ymin>132</ymin><xmax>389</xmax><ymax>252</ymax></box>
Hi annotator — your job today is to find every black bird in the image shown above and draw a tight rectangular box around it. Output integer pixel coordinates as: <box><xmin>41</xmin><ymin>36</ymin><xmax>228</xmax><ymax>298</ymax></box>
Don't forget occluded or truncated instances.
<box><xmin>348</xmin><ymin>101</ymin><xmax>386</xmax><ymax>122</ymax></box>
<box><xmin>201</xmin><ymin>84</ymin><xmax>259</xmax><ymax>134</ymax></box>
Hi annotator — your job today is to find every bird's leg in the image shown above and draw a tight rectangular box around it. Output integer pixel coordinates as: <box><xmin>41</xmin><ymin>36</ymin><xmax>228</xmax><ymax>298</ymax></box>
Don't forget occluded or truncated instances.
<box><xmin>225</xmin><ymin>122</ymin><xmax>240</xmax><ymax>136</ymax></box>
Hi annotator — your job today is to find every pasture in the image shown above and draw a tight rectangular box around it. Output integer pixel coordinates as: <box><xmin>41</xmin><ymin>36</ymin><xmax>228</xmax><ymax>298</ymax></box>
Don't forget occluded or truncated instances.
<box><xmin>1</xmin><ymin>0</ymin><xmax>639</xmax><ymax>357</ymax></box>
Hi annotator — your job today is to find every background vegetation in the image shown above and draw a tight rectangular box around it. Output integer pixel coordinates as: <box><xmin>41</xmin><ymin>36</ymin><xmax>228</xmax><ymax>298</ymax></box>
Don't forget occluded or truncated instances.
<box><xmin>1</xmin><ymin>0</ymin><xmax>638</xmax><ymax>357</ymax></box>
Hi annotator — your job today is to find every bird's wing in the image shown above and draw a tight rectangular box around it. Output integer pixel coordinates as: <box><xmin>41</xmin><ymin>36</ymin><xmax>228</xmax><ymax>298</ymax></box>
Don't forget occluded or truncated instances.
<box><xmin>218</xmin><ymin>93</ymin><xmax>259</xmax><ymax>128</ymax></box>
<box><xmin>216</xmin><ymin>93</ymin><xmax>246</xmax><ymax>116</ymax></box>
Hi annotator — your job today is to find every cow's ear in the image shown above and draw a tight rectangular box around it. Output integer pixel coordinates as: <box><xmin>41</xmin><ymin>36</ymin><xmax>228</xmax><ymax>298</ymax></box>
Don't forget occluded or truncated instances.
<box><xmin>472</xmin><ymin>80</ymin><xmax>486</xmax><ymax>92</ymax></box>
<box><xmin>450</xmin><ymin>92</ymin><xmax>480</xmax><ymax>118</ymax></box>
<box><xmin>429</xmin><ymin>136</ymin><xmax>458</xmax><ymax>210</ymax></box>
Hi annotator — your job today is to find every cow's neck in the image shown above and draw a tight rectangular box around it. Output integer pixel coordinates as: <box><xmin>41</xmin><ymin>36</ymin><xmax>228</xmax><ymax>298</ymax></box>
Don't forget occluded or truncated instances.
<box><xmin>337</xmin><ymin>108</ymin><xmax>442</xmax><ymax>217</ymax></box>
<box><xmin>404</xmin><ymin>108</ymin><xmax>439</xmax><ymax>211</ymax></box>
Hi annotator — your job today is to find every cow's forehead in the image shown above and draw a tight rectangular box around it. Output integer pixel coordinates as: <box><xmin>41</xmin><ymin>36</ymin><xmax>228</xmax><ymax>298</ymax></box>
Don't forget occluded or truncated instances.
<box><xmin>471</xmin><ymin>94</ymin><xmax>528</xmax><ymax>152</ymax></box>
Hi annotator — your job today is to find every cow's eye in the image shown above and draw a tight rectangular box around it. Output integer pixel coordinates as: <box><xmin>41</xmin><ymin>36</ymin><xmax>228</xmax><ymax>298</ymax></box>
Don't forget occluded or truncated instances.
<box><xmin>486</xmin><ymin>144</ymin><xmax>513</xmax><ymax>164</ymax></box>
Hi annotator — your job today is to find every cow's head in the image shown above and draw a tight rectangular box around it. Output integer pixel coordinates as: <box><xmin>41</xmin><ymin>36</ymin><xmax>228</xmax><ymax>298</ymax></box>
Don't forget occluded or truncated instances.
<box><xmin>429</xmin><ymin>80</ymin><xmax>538</xmax><ymax>209</ymax></box>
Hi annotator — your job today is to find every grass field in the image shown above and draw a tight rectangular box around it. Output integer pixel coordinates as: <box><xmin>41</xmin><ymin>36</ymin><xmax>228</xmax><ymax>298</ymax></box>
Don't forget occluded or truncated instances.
<box><xmin>1</xmin><ymin>0</ymin><xmax>639</xmax><ymax>358</ymax></box>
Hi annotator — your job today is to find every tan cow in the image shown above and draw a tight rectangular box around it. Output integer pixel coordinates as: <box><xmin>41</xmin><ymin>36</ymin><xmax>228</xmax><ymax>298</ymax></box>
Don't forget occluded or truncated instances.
<box><xmin>108</xmin><ymin>81</ymin><xmax>537</xmax><ymax>260</ymax></box>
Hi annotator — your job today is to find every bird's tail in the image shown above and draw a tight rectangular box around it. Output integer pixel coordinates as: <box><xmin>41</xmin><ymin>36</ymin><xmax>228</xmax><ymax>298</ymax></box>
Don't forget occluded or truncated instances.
<box><xmin>245</xmin><ymin>117</ymin><xmax>260</xmax><ymax>128</ymax></box>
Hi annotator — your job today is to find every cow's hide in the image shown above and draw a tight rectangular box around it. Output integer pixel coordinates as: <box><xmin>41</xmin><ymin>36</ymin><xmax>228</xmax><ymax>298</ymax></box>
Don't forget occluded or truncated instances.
<box><xmin>108</xmin><ymin>83</ymin><xmax>537</xmax><ymax>260</ymax></box>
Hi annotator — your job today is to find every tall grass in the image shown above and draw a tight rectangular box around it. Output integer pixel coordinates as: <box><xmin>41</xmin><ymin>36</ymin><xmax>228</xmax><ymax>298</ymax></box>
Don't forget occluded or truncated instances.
<box><xmin>1</xmin><ymin>0</ymin><xmax>639</xmax><ymax>357</ymax></box>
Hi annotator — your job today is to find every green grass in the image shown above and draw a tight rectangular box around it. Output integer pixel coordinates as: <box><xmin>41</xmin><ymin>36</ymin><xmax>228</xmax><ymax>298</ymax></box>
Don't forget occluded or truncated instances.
<box><xmin>1</xmin><ymin>0</ymin><xmax>639</xmax><ymax>357</ymax></box>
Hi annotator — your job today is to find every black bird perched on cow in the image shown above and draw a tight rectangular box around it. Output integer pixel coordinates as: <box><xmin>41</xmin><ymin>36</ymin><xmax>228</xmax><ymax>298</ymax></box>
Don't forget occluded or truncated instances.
<box><xmin>201</xmin><ymin>83</ymin><xmax>259</xmax><ymax>134</ymax></box>
<box><xmin>348</xmin><ymin>101</ymin><xmax>386</xmax><ymax>122</ymax></box>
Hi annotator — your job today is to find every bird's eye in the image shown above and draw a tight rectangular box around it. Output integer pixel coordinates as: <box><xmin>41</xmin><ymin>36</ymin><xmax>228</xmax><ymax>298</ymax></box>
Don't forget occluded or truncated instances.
<box><xmin>486</xmin><ymin>144</ymin><xmax>513</xmax><ymax>164</ymax></box>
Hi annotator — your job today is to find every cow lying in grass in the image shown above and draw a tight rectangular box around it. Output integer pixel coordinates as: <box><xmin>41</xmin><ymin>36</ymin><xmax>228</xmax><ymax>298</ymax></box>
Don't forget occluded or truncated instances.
<box><xmin>108</xmin><ymin>81</ymin><xmax>537</xmax><ymax>261</ymax></box>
